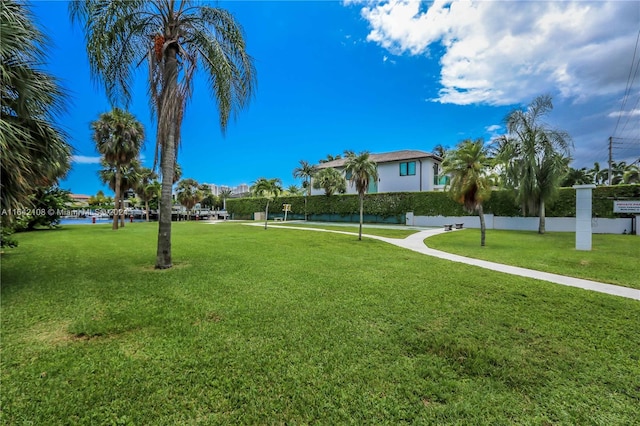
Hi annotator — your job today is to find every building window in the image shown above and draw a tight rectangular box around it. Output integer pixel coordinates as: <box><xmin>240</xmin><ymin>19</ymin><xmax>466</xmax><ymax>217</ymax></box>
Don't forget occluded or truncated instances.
<box><xmin>400</xmin><ymin>161</ymin><xmax>416</xmax><ymax>176</ymax></box>
<box><xmin>433</xmin><ymin>163</ymin><xmax>439</xmax><ymax>185</ymax></box>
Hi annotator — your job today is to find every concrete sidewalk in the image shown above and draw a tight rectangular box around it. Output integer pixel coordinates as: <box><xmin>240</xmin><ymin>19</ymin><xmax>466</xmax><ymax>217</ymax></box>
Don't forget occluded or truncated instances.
<box><xmin>243</xmin><ymin>223</ymin><xmax>640</xmax><ymax>301</ymax></box>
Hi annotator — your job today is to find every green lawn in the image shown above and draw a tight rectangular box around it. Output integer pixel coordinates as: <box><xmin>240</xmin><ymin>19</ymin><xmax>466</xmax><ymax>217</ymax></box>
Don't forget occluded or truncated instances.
<box><xmin>271</xmin><ymin>222</ymin><xmax>419</xmax><ymax>238</ymax></box>
<box><xmin>426</xmin><ymin>229</ymin><xmax>640</xmax><ymax>289</ymax></box>
<box><xmin>2</xmin><ymin>222</ymin><xmax>639</xmax><ymax>424</ymax></box>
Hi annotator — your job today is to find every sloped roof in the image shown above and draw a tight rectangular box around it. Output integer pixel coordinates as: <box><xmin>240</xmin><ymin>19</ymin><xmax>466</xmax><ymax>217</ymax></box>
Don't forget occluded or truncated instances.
<box><xmin>315</xmin><ymin>150</ymin><xmax>441</xmax><ymax>169</ymax></box>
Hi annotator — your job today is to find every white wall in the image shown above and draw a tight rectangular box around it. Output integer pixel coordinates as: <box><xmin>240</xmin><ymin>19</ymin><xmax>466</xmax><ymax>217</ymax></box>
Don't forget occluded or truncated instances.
<box><xmin>406</xmin><ymin>213</ymin><xmax>633</xmax><ymax>234</ymax></box>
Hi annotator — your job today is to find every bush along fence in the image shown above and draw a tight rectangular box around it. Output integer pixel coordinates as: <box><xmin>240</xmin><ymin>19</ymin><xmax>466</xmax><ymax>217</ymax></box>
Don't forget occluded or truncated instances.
<box><xmin>225</xmin><ymin>185</ymin><xmax>640</xmax><ymax>225</ymax></box>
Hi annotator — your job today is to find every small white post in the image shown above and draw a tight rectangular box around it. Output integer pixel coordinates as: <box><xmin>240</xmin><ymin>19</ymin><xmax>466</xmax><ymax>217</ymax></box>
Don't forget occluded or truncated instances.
<box><xmin>573</xmin><ymin>184</ymin><xmax>596</xmax><ymax>250</ymax></box>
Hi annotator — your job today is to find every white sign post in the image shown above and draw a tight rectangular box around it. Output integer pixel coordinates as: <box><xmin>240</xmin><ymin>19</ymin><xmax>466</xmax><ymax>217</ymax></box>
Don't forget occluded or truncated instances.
<box><xmin>573</xmin><ymin>184</ymin><xmax>596</xmax><ymax>250</ymax></box>
<box><xmin>282</xmin><ymin>204</ymin><xmax>291</xmax><ymax>222</ymax></box>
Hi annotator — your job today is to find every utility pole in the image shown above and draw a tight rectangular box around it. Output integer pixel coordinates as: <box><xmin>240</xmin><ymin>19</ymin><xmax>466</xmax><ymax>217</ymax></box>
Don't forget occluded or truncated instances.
<box><xmin>608</xmin><ymin>136</ymin><xmax>613</xmax><ymax>185</ymax></box>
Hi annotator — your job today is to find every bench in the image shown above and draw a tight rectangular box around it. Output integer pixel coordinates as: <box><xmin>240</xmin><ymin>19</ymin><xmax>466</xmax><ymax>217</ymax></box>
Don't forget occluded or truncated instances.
<box><xmin>455</xmin><ymin>223</ymin><xmax>464</xmax><ymax>229</ymax></box>
<box><xmin>444</xmin><ymin>224</ymin><xmax>453</xmax><ymax>231</ymax></box>
<box><xmin>274</xmin><ymin>217</ymin><xmax>283</xmax><ymax>222</ymax></box>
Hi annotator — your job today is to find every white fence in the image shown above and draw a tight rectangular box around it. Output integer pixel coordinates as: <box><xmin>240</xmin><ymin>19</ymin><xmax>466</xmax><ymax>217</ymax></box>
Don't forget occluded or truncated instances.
<box><xmin>405</xmin><ymin>212</ymin><xmax>636</xmax><ymax>235</ymax></box>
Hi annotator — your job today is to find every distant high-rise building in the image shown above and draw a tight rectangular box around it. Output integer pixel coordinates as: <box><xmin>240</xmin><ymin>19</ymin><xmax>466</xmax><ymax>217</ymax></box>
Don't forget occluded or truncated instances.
<box><xmin>202</xmin><ymin>183</ymin><xmax>250</xmax><ymax>197</ymax></box>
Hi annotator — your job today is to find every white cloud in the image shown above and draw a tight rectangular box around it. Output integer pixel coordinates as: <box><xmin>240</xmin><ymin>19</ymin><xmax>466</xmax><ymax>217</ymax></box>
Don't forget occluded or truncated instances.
<box><xmin>72</xmin><ymin>155</ymin><xmax>102</xmax><ymax>164</ymax></box>
<box><xmin>352</xmin><ymin>0</ymin><xmax>640</xmax><ymax>106</ymax></box>
<box><xmin>608</xmin><ymin>108</ymin><xmax>640</xmax><ymax>118</ymax></box>
<box><xmin>485</xmin><ymin>124</ymin><xmax>501</xmax><ymax>133</ymax></box>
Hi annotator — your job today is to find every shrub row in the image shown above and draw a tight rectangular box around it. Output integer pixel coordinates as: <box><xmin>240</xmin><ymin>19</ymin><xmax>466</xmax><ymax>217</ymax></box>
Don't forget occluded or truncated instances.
<box><xmin>226</xmin><ymin>185</ymin><xmax>640</xmax><ymax>220</ymax></box>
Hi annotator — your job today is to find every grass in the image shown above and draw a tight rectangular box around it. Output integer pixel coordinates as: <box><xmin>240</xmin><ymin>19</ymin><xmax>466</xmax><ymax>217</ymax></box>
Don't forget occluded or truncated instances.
<box><xmin>2</xmin><ymin>222</ymin><xmax>639</xmax><ymax>424</ymax></box>
<box><xmin>425</xmin><ymin>229</ymin><xmax>640</xmax><ymax>289</ymax></box>
<box><xmin>269</xmin><ymin>221</ymin><xmax>419</xmax><ymax>238</ymax></box>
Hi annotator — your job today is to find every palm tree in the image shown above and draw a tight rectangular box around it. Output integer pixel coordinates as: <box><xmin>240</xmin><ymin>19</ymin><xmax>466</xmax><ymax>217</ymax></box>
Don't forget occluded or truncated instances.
<box><xmin>99</xmin><ymin>159</ymin><xmax>142</xmax><ymax>226</ymax></box>
<box><xmin>588</xmin><ymin>162</ymin><xmax>607</xmax><ymax>185</ymax></box>
<box><xmin>319</xmin><ymin>154</ymin><xmax>342</xmax><ymax>164</ymax></box>
<box><xmin>176</xmin><ymin>178</ymin><xmax>203</xmax><ymax>218</ymax></box>
<box><xmin>293</xmin><ymin>160</ymin><xmax>315</xmax><ymax>220</ymax></box>
<box><xmin>220</xmin><ymin>188</ymin><xmax>233</xmax><ymax>211</ymax></box>
<box><xmin>91</xmin><ymin>108</ymin><xmax>144</xmax><ymax>230</ymax></box>
<box><xmin>70</xmin><ymin>1</ymin><xmax>256</xmax><ymax>269</ymax></box>
<box><xmin>442</xmin><ymin>139</ymin><xmax>492</xmax><ymax>246</ymax></box>
<box><xmin>251</xmin><ymin>178</ymin><xmax>283</xmax><ymax>229</ymax></box>
<box><xmin>135</xmin><ymin>167</ymin><xmax>158</xmax><ymax>221</ymax></box>
<box><xmin>1</xmin><ymin>0</ymin><xmax>72</xmax><ymax>217</ymax></box>
<box><xmin>286</xmin><ymin>185</ymin><xmax>302</xmax><ymax>196</ymax></box>
<box><xmin>432</xmin><ymin>144</ymin><xmax>449</xmax><ymax>159</ymax></box>
<box><xmin>497</xmin><ymin>95</ymin><xmax>572</xmax><ymax>234</ymax></box>
<box><xmin>343</xmin><ymin>152</ymin><xmax>378</xmax><ymax>240</ymax></box>
<box><xmin>312</xmin><ymin>168</ymin><xmax>347</xmax><ymax>196</ymax></box>
<box><xmin>623</xmin><ymin>164</ymin><xmax>640</xmax><ymax>184</ymax></box>
<box><xmin>561</xmin><ymin>166</ymin><xmax>592</xmax><ymax>187</ymax></box>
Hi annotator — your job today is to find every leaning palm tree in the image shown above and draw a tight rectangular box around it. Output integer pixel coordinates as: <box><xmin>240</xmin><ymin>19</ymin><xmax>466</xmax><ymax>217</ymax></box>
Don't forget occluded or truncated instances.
<box><xmin>293</xmin><ymin>160</ymin><xmax>315</xmax><ymax>220</ymax></box>
<box><xmin>91</xmin><ymin>108</ymin><xmax>144</xmax><ymax>229</ymax></box>
<box><xmin>176</xmin><ymin>178</ymin><xmax>203</xmax><ymax>218</ymax></box>
<box><xmin>251</xmin><ymin>178</ymin><xmax>283</xmax><ymax>229</ymax></box>
<box><xmin>1</xmin><ymin>0</ymin><xmax>71</xmax><ymax>218</ymax></box>
<box><xmin>343</xmin><ymin>152</ymin><xmax>378</xmax><ymax>240</ymax></box>
<box><xmin>497</xmin><ymin>95</ymin><xmax>572</xmax><ymax>234</ymax></box>
<box><xmin>442</xmin><ymin>139</ymin><xmax>492</xmax><ymax>246</ymax></box>
<box><xmin>70</xmin><ymin>1</ymin><xmax>256</xmax><ymax>269</ymax></box>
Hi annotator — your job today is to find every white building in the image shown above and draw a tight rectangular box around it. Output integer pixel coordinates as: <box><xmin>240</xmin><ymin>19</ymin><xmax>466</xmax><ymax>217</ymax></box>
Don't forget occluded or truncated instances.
<box><xmin>311</xmin><ymin>150</ymin><xmax>445</xmax><ymax>195</ymax></box>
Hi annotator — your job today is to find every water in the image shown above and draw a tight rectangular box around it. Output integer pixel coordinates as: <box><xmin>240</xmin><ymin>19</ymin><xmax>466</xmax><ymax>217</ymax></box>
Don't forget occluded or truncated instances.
<box><xmin>59</xmin><ymin>217</ymin><xmax>147</xmax><ymax>225</ymax></box>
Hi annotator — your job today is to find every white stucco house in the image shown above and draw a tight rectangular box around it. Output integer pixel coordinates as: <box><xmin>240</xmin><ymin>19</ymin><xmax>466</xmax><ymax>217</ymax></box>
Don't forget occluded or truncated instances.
<box><xmin>311</xmin><ymin>150</ymin><xmax>446</xmax><ymax>195</ymax></box>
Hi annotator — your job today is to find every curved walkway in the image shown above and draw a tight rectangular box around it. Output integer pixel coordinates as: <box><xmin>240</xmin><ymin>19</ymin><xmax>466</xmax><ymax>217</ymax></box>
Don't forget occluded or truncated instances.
<box><xmin>241</xmin><ymin>222</ymin><xmax>640</xmax><ymax>301</ymax></box>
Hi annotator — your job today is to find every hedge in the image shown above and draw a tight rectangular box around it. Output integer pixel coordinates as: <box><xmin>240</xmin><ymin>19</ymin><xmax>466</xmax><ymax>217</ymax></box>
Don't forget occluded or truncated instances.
<box><xmin>226</xmin><ymin>185</ymin><xmax>640</xmax><ymax>221</ymax></box>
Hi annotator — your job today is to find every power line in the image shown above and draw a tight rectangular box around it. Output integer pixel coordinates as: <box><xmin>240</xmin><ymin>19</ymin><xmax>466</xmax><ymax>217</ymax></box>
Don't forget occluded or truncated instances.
<box><xmin>612</xmin><ymin>29</ymin><xmax>640</xmax><ymax>137</ymax></box>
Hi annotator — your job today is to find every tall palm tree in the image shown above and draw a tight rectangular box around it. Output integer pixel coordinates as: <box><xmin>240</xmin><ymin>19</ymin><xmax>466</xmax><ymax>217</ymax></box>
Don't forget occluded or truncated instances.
<box><xmin>251</xmin><ymin>178</ymin><xmax>283</xmax><ymax>229</ymax></box>
<box><xmin>497</xmin><ymin>95</ymin><xmax>572</xmax><ymax>234</ymax></box>
<box><xmin>135</xmin><ymin>167</ymin><xmax>158</xmax><ymax>221</ymax></box>
<box><xmin>343</xmin><ymin>152</ymin><xmax>378</xmax><ymax>240</ymax></box>
<box><xmin>176</xmin><ymin>178</ymin><xmax>203</xmax><ymax>218</ymax></box>
<box><xmin>99</xmin><ymin>159</ymin><xmax>142</xmax><ymax>226</ymax></box>
<box><xmin>442</xmin><ymin>139</ymin><xmax>492</xmax><ymax>246</ymax></box>
<box><xmin>91</xmin><ymin>108</ymin><xmax>144</xmax><ymax>229</ymax></box>
<box><xmin>70</xmin><ymin>1</ymin><xmax>256</xmax><ymax>269</ymax></box>
<box><xmin>293</xmin><ymin>160</ymin><xmax>315</xmax><ymax>220</ymax></box>
<box><xmin>1</xmin><ymin>0</ymin><xmax>71</xmax><ymax>217</ymax></box>
<box><xmin>312</xmin><ymin>168</ymin><xmax>346</xmax><ymax>196</ymax></box>
<box><xmin>219</xmin><ymin>188</ymin><xmax>233</xmax><ymax>211</ymax></box>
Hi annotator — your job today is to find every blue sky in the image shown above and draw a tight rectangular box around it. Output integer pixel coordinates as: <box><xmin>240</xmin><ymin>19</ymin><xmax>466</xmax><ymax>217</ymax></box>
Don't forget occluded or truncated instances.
<box><xmin>32</xmin><ymin>0</ymin><xmax>640</xmax><ymax>196</ymax></box>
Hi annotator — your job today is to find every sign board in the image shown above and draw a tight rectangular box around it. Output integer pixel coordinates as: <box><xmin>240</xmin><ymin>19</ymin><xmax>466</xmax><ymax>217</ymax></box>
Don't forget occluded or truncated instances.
<box><xmin>613</xmin><ymin>200</ymin><xmax>640</xmax><ymax>213</ymax></box>
<box><xmin>282</xmin><ymin>204</ymin><xmax>291</xmax><ymax>212</ymax></box>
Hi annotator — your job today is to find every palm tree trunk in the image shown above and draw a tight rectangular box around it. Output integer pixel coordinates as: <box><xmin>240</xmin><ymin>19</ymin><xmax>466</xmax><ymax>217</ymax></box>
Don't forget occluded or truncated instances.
<box><xmin>119</xmin><ymin>192</ymin><xmax>125</xmax><ymax>227</ymax></box>
<box><xmin>145</xmin><ymin>200</ymin><xmax>150</xmax><ymax>222</ymax></box>
<box><xmin>264</xmin><ymin>200</ymin><xmax>270</xmax><ymax>230</ymax></box>
<box><xmin>538</xmin><ymin>199</ymin><xmax>546</xmax><ymax>234</ymax></box>
<box><xmin>478</xmin><ymin>204</ymin><xmax>486</xmax><ymax>246</ymax></box>
<box><xmin>155</xmin><ymin>46</ymin><xmax>179</xmax><ymax>269</ymax></box>
<box><xmin>304</xmin><ymin>196</ymin><xmax>307</xmax><ymax>221</ymax></box>
<box><xmin>113</xmin><ymin>169</ymin><xmax>121</xmax><ymax>230</ymax></box>
<box><xmin>358</xmin><ymin>194</ymin><xmax>364</xmax><ymax>241</ymax></box>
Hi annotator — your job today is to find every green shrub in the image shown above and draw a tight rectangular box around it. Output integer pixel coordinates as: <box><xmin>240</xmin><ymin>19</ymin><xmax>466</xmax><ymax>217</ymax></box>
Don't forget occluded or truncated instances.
<box><xmin>226</xmin><ymin>185</ymin><xmax>640</xmax><ymax>220</ymax></box>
